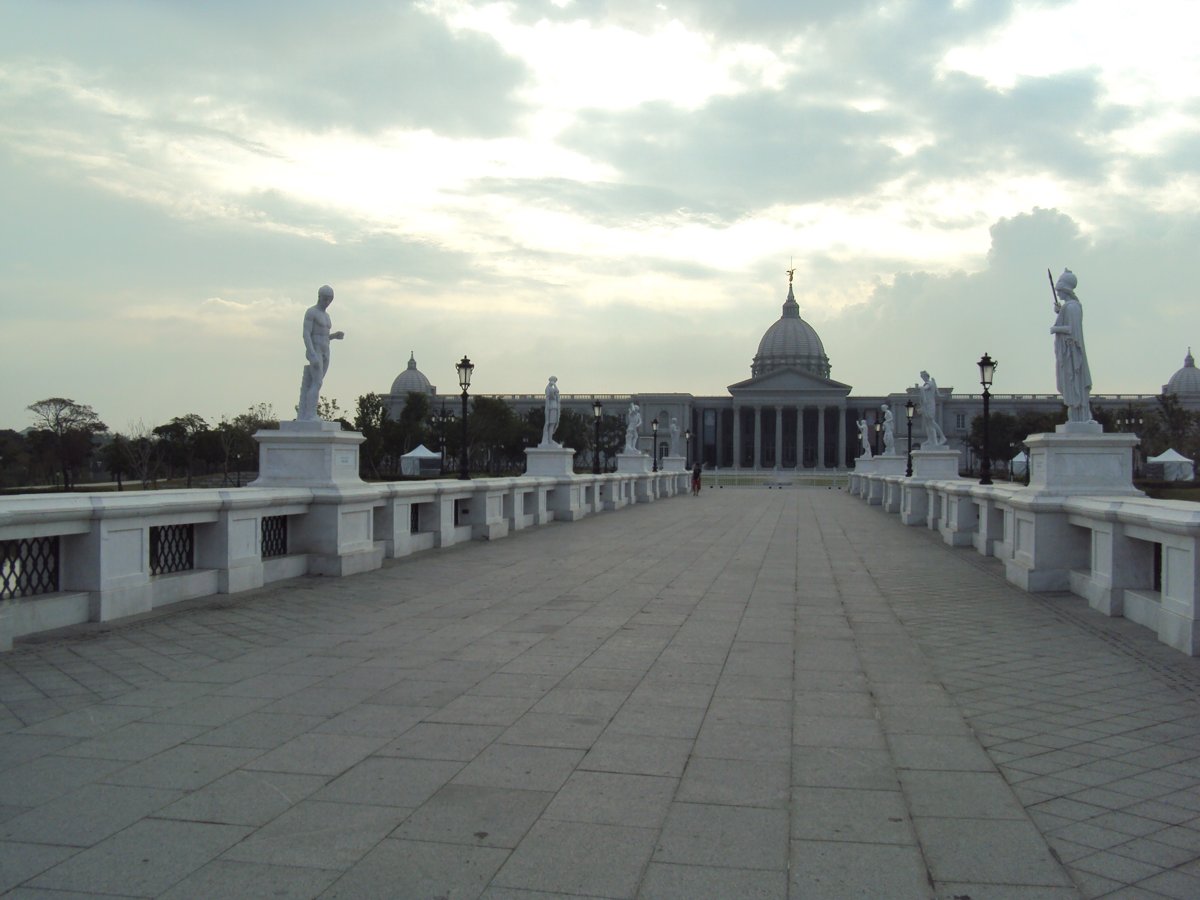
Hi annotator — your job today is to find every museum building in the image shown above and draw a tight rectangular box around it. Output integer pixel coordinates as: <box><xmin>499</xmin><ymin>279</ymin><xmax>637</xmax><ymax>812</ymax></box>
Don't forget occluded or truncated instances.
<box><xmin>387</xmin><ymin>281</ymin><xmax>1197</xmax><ymax>471</ymax></box>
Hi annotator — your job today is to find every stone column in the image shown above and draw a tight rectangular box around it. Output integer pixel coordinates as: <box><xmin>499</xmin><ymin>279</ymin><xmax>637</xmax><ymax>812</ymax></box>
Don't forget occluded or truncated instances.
<box><xmin>732</xmin><ymin>406</ymin><xmax>742</xmax><ymax>469</ymax></box>
<box><xmin>837</xmin><ymin>404</ymin><xmax>847</xmax><ymax>470</ymax></box>
<box><xmin>817</xmin><ymin>405</ymin><xmax>827</xmax><ymax>469</ymax></box>
<box><xmin>774</xmin><ymin>406</ymin><xmax>783</xmax><ymax>470</ymax></box>
<box><xmin>797</xmin><ymin>406</ymin><xmax>806</xmax><ymax>469</ymax></box>
<box><xmin>748</xmin><ymin>405</ymin><xmax>758</xmax><ymax>468</ymax></box>
<box><xmin>715</xmin><ymin>409</ymin><xmax>724</xmax><ymax>467</ymax></box>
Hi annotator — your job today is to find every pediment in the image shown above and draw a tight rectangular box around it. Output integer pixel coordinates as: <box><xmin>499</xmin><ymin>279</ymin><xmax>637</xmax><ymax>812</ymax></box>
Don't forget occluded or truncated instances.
<box><xmin>728</xmin><ymin>367</ymin><xmax>852</xmax><ymax>398</ymax></box>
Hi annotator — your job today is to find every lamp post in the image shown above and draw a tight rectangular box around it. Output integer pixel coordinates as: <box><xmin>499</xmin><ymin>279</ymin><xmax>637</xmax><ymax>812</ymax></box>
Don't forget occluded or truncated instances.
<box><xmin>874</xmin><ymin>421</ymin><xmax>881</xmax><ymax>456</ymax></box>
<box><xmin>651</xmin><ymin>418</ymin><xmax>659</xmax><ymax>471</ymax></box>
<box><xmin>905</xmin><ymin>400</ymin><xmax>915</xmax><ymax>477</ymax></box>
<box><xmin>456</xmin><ymin>355</ymin><xmax>474</xmax><ymax>480</ymax></box>
<box><xmin>978</xmin><ymin>352</ymin><xmax>997</xmax><ymax>485</ymax></box>
<box><xmin>592</xmin><ymin>399</ymin><xmax>603</xmax><ymax>475</ymax></box>
<box><xmin>684</xmin><ymin>428</ymin><xmax>691</xmax><ymax>466</ymax></box>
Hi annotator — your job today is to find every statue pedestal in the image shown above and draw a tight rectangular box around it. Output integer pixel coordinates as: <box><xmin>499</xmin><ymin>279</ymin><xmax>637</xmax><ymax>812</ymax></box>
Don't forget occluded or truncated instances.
<box><xmin>249</xmin><ymin>421</ymin><xmax>382</xmax><ymax>578</ymax></box>
<box><xmin>250</xmin><ymin>421</ymin><xmax>364</xmax><ymax>488</ymax></box>
<box><xmin>1006</xmin><ymin>427</ymin><xmax>1142</xmax><ymax>593</ymax></box>
<box><xmin>872</xmin><ymin>455</ymin><xmax>907</xmax><ymax>477</ymax></box>
<box><xmin>1026</xmin><ymin>425</ymin><xmax>1140</xmax><ymax>494</ymax></box>
<box><xmin>662</xmin><ymin>455</ymin><xmax>687</xmax><ymax>472</ymax></box>
<box><xmin>524</xmin><ymin>447</ymin><xmax>575</xmax><ymax>477</ymax></box>
<box><xmin>911</xmin><ymin>448</ymin><xmax>960</xmax><ymax>480</ymax></box>
<box><xmin>616</xmin><ymin>452</ymin><xmax>652</xmax><ymax>474</ymax></box>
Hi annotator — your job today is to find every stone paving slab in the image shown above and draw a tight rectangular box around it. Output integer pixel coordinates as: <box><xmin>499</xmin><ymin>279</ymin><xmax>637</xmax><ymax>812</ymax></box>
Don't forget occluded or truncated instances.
<box><xmin>2</xmin><ymin>487</ymin><xmax>1200</xmax><ymax>897</ymax></box>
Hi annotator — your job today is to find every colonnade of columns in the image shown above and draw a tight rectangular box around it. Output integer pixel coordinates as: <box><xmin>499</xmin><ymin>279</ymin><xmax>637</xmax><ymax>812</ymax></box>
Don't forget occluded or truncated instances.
<box><xmin>705</xmin><ymin>403</ymin><xmax>847</xmax><ymax>470</ymax></box>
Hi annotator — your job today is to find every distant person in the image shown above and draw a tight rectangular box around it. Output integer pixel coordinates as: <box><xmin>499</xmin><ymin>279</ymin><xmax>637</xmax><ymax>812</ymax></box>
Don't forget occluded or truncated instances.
<box><xmin>297</xmin><ymin>285</ymin><xmax>344</xmax><ymax>421</ymax></box>
<box><xmin>691</xmin><ymin>461</ymin><xmax>702</xmax><ymax>495</ymax></box>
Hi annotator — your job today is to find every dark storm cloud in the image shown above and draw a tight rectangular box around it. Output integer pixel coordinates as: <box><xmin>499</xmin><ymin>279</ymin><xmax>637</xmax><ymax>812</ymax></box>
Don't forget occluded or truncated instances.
<box><xmin>1</xmin><ymin>1</ymin><xmax>529</xmax><ymax>137</ymax></box>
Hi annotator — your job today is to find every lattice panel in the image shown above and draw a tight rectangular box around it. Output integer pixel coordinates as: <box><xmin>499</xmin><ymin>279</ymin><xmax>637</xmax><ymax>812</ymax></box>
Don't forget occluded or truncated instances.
<box><xmin>261</xmin><ymin>516</ymin><xmax>288</xmax><ymax>559</ymax></box>
<box><xmin>0</xmin><ymin>537</ymin><xmax>60</xmax><ymax>600</ymax></box>
<box><xmin>149</xmin><ymin>524</ymin><xmax>194</xmax><ymax>576</ymax></box>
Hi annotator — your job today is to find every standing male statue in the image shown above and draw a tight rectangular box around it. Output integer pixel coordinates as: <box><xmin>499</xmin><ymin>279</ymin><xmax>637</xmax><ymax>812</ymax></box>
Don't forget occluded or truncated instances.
<box><xmin>881</xmin><ymin>403</ymin><xmax>896</xmax><ymax>456</ymax></box>
<box><xmin>856</xmin><ymin>419</ymin><xmax>872</xmax><ymax>459</ymax></box>
<box><xmin>669</xmin><ymin>417</ymin><xmax>681</xmax><ymax>457</ymax></box>
<box><xmin>297</xmin><ymin>285</ymin><xmax>345</xmax><ymax>421</ymax></box>
<box><xmin>1050</xmin><ymin>268</ymin><xmax>1093</xmax><ymax>424</ymax></box>
<box><xmin>540</xmin><ymin>376</ymin><xmax>561</xmax><ymax>448</ymax></box>
<box><xmin>915</xmin><ymin>370</ymin><xmax>948</xmax><ymax>448</ymax></box>
<box><xmin>624</xmin><ymin>402</ymin><xmax>643</xmax><ymax>454</ymax></box>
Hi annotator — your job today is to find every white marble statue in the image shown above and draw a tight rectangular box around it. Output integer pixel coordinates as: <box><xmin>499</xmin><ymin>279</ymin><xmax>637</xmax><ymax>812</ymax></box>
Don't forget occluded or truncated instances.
<box><xmin>856</xmin><ymin>419</ymin><xmax>872</xmax><ymax>459</ymax></box>
<box><xmin>297</xmin><ymin>285</ymin><xmax>345</xmax><ymax>421</ymax></box>
<box><xmin>624</xmin><ymin>402</ymin><xmax>642</xmax><ymax>454</ymax></box>
<box><xmin>539</xmin><ymin>376</ymin><xmax>561</xmax><ymax>448</ymax></box>
<box><xmin>1051</xmin><ymin>268</ymin><xmax>1094</xmax><ymax>424</ymax></box>
<box><xmin>916</xmin><ymin>370</ymin><xmax>948</xmax><ymax>448</ymax></box>
<box><xmin>881</xmin><ymin>403</ymin><xmax>896</xmax><ymax>456</ymax></box>
<box><xmin>669</xmin><ymin>417</ymin><xmax>681</xmax><ymax>457</ymax></box>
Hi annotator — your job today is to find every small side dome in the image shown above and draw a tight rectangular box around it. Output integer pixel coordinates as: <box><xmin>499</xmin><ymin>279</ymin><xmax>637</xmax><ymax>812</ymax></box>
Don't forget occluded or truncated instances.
<box><xmin>1164</xmin><ymin>348</ymin><xmax>1200</xmax><ymax>396</ymax></box>
<box><xmin>390</xmin><ymin>352</ymin><xmax>436</xmax><ymax>396</ymax></box>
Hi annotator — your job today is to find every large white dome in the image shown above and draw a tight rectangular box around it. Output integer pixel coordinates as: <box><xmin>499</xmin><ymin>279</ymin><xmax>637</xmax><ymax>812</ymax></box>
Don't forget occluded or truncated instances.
<box><xmin>751</xmin><ymin>283</ymin><xmax>831</xmax><ymax>378</ymax></box>
<box><xmin>1164</xmin><ymin>348</ymin><xmax>1200</xmax><ymax>396</ymax></box>
<box><xmin>390</xmin><ymin>352</ymin><xmax>435</xmax><ymax>397</ymax></box>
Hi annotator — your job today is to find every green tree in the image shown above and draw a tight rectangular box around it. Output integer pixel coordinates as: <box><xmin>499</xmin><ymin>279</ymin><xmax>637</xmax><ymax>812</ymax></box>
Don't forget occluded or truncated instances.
<box><xmin>354</xmin><ymin>393</ymin><xmax>390</xmax><ymax>478</ymax></box>
<box><xmin>397</xmin><ymin>392</ymin><xmax>431</xmax><ymax>454</ymax></box>
<box><xmin>98</xmin><ymin>434</ymin><xmax>130</xmax><ymax>490</ymax></box>
<box><xmin>153</xmin><ymin>414</ymin><xmax>209</xmax><ymax>487</ymax></box>
<box><xmin>470</xmin><ymin>396</ymin><xmax>521</xmax><ymax>474</ymax></box>
<box><xmin>26</xmin><ymin>397</ymin><xmax>108</xmax><ymax>490</ymax></box>
<box><xmin>0</xmin><ymin>429</ymin><xmax>30</xmax><ymax>489</ymax></box>
<box><xmin>1151</xmin><ymin>393</ymin><xmax>1196</xmax><ymax>457</ymax></box>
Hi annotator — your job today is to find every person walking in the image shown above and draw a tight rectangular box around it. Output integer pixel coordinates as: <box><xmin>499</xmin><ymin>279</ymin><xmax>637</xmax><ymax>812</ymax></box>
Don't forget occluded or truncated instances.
<box><xmin>691</xmin><ymin>461</ymin><xmax>702</xmax><ymax>496</ymax></box>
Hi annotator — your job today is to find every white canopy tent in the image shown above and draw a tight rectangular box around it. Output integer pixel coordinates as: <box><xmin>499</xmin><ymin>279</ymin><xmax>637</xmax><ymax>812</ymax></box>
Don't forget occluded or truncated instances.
<box><xmin>1010</xmin><ymin>450</ymin><xmax>1028</xmax><ymax>477</ymax></box>
<box><xmin>1146</xmin><ymin>448</ymin><xmax>1195</xmax><ymax>482</ymax></box>
<box><xmin>400</xmin><ymin>443</ymin><xmax>442</xmax><ymax>477</ymax></box>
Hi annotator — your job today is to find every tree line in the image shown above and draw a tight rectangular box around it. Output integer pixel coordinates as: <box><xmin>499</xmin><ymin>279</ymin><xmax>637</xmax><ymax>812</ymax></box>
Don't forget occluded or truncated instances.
<box><xmin>2</xmin><ymin>393</ymin><xmax>630</xmax><ymax>491</ymax></box>
<box><xmin>965</xmin><ymin>394</ymin><xmax>1200</xmax><ymax>476</ymax></box>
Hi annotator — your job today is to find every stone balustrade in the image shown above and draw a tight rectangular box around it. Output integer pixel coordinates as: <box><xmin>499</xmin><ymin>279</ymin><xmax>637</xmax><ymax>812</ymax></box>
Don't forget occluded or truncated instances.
<box><xmin>850</xmin><ymin>464</ymin><xmax>1200</xmax><ymax>655</ymax></box>
<box><xmin>0</xmin><ymin>469</ymin><xmax>688</xmax><ymax>650</ymax></box>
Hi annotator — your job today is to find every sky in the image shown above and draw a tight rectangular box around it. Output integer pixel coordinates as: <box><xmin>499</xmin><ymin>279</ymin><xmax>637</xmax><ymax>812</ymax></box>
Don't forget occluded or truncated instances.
<box><xmin>3</xmin><ymin>0</ymin><xmax>1199</xmax><ymax>433</ymax></box>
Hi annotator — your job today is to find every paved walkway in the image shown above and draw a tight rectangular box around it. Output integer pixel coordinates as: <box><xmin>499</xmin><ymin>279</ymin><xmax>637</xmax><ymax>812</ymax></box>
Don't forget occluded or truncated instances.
<box><xmin>2</xmin><ymin>487</ymin><xmax>1200</xmax><ymax>898</ymax></box>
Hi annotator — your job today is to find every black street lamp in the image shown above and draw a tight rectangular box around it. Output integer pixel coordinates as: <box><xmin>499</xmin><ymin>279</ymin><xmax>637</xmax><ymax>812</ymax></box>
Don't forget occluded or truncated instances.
<box><xmin>592</xmin><ymin>399</ymin><xmax>603</xmax><ymax>475</ymax></box>
<box><xmin>456</xmin><ymin>355</ymin><xmax>474</xmax><ymax>480</ymax></box>
<box><xmin>651</xmin><ymin>418</ymin><xmax>659</xmax><ymax>472</ymax></box>
<box><xmin>874</xmin><ymin>421</ymin><xmax>881</xmax><ymax>456</ymax></box>
<box><xmin>905</xmin><ymin>400</ymin><xmax>915</xmax><ymax>477</ymax></box>
<box><xmin>684</xmin><ymin>428</ymin><xmax>691</xmax><ymax>465</ymax></box>
<box><xmin>978</xmin><ymin>352</ymin><xmax>997</xmax><ymax>485</ymax></box>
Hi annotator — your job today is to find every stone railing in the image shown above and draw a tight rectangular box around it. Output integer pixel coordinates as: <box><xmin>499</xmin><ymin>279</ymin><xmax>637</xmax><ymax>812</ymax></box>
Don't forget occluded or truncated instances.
<box><xmin>0</xmin><ymin>469</ymin><xmax>688</xmax><ymax>651</ymax></box>
<box><xmin>850</xmin><ymin>439</ymin><xmax>1200</xmax><ymax>656</ymax></box>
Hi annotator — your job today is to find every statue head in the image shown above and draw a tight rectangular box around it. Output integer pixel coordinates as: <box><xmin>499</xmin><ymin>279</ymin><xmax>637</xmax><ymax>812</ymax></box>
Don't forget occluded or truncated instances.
<box><xmin>548</xmin><ymin>375</ymin><xmax>557</xmax><ymax>385</ymax></box>
<box><xmin>317</xmin><ymin>284</ymin><xmax>334</xmax><ymax>308</ymax></box>
<box><xmin>1055</xmin><ymin>269</ymin><xmax>1078</xmax><ymax>299</ymax></box>
<box><xmin>920</xmin><ymin>370</ymin><xmax>929</xmax><ymax>382</ymax></box>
